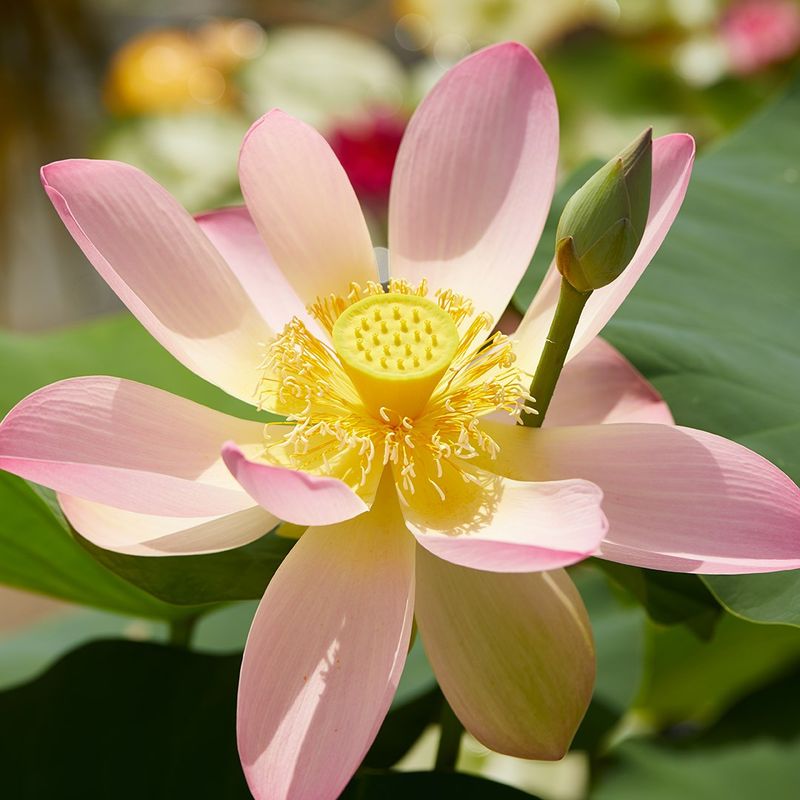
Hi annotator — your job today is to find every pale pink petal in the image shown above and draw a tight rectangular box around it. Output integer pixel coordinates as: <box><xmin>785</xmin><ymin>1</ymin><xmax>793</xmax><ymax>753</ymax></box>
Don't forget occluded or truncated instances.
<box><xmin>546</xmin><ymin>337</ymin><xmax>673</xmax><ymax>426</ymax></box>
<box><xmin>416</xmin><ymin>550</ymin><xmax>594</xmax><ymax>759</ymax></box>
<box><xmin>222</xmin><ymin>442</ymin><xmax>369</xmax><ymax>526</ymax></box>
<box><xmin>195</xmin><ymin>206</ymin><xmax>314</xmax><ymax>332</ymax></box>
<box><xmin>59</xmin><ymin>494</ymin><xmax>277</xmax><ymax>556</ymax></box>
<box><xmin>238</xmin><ymin>491</ymin><xmax>415</xmax><ymax>800</ymax></box>
<box><xmin>484</xmin><ymin>421</ymin><xmax>800</xmax><ymax>574</ymax></box>
<box><xmin>238</xmin><ymin>110</ymin><xmax>377</xmax><ymax>310</ymax></box>
<box><xmin>0</xmin><ymin>377</ymin><xmax>261</xmax><ymax>516</ymax></box>
<box><xmin>515</xmin><ymin>134</ymin><xmax>695</xmax><ymax>372</ymax></box>
<box><xmin>41</xmin><ymin>160</ymin><xmax>274</xmax><ymax>404</ymax></box>
<box><xmin>397</xmin><ymin>466</ymin><xmax>607</xmax><ymax>572</ymax></box>
<box><xmin>388</xmin><ymin>42</ymin><xmax>558</xmax><ymax>324</ymax></box>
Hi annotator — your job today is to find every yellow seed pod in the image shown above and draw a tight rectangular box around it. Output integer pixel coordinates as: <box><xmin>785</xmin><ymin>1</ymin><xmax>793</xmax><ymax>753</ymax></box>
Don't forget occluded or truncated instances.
<box><xmin>333</xmin><ymin>293</ymin><xmax>459</xmax><ymax>419</ymax></box>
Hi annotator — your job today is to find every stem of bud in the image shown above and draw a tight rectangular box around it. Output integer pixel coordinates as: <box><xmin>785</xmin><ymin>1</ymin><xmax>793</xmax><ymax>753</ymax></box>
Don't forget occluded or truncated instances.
<box><xmin>520</xmin><ymin>278</ymin><xmax>591</xmax><ymax>428</ymax></box>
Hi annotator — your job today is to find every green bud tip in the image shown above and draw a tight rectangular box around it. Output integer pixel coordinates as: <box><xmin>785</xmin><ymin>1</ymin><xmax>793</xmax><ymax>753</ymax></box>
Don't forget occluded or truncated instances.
<box><xmin>556</xmin><ymin>127</ymin><xmax>653</xmax><ymax>293</ymax></box>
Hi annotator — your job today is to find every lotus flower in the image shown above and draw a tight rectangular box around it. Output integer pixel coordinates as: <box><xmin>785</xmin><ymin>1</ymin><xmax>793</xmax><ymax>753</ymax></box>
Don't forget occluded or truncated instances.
<box><xmin>1</xmin><ymin>43</ymin><xmax>799</xmax><ymax>800</ymax></box>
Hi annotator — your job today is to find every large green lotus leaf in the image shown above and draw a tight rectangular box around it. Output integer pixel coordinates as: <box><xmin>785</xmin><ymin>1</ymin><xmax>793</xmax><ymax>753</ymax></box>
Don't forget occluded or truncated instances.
<box><xmin>516</xmin><ymin>74</ymin><xmax>800</xmax><ymax>627</ymax></box>
<box><xmin>592</xmin><ymin>664</ymin><xmax>800</xmax><ymax>799</ymax></box>
<box><xmin>0</xmin><ymin>640</ymin><xmax>531</xmax><ymax>799</ymax></box>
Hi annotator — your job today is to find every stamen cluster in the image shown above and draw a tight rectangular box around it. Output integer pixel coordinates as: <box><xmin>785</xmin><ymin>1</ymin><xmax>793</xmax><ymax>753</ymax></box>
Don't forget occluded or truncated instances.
<box><xmin>258</xmin><ymin>280</ymin><xmax>533</xmax><ymax>501</ymax></box>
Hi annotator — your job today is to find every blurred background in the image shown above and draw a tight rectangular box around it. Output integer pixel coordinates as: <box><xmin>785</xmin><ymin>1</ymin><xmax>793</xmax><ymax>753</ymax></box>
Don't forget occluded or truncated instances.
<box><xmin>3</xmin><ymin>0</ymin><xmax>800</xmax><ymax>331</ymax></box>
<box><xmin>2</xmin><ymin>2</ymin><xmax>800</xmax><ymax>798</ymax></box>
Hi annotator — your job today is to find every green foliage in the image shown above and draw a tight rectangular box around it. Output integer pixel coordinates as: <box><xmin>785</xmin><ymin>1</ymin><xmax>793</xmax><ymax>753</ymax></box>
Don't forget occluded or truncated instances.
<box><xmin>704</xmin><ymin>571</ymin><xmax>800</xmax><ymax>627</ymax></box>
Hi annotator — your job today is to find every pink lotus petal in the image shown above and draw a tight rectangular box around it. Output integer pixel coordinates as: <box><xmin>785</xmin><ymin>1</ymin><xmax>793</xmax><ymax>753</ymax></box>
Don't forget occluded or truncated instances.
<box><xmin>238</xmin><ymin>495</ymin><xmax>415</xmax><ymax>800</ymax></box>
<box><xmin>41</xmin><ymin>160</ymin><xmax>273</xmax><ymax>404</ymax></box>
<box><xmin>416</xmin><ymin>551</ymin><xmax>594</xmax><ymax>759</ymax></box>
<box><xmin>484</xmin><ymin>421</ymin><xmax>800</xmax><ymax>574</ymax></box>
<box><xmin>195</xmin><ymin>206</ymin><xmax>317</xmax><ymax>333</ymax></box>
<box><xmin>515</xmin><ymin>134</ymin><xmax>695</xmax><ymax>372</ymax></box>
<box><xmin>546</xmin><ymin>337</ymin><xmax>673</xmax><ymax>426</ymax></box>
<box><xmin>239</xmin><ymin>110</ymin><xmax>377</xmax><ymax>310</ymax></box>
<box><xmin>222</xmin><ymin>442</ymin><xmax>369</xmax><ymax>526</ymax></box>
<box><xmin>398</xmin><ymin>467</ymin><xmax>607</xmax><ymax>572</ymax></box>
<box><xmin>388</xmin><ymin>42</ymin><xmax>558</xmax><ymax>324</ymax></box>
<box><xmin>0</xmin><ymin>377</ymin><xmax>260</xmax><ymax>516</ymax></box>
<box><xmin>59</xmin><ymin>494</ymin><xmax>277</xmax><ymax>556</ymax></box>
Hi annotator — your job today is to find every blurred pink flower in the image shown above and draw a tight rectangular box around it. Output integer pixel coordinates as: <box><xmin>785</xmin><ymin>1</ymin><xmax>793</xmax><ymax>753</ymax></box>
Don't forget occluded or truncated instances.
<box><xmin>722</xmin><ymin>0</ymin><xmax>800</xmax><ymax>74</ymax></box>
<box><xmin>328</xmin><ymin>110</ymin><xmax>406</xmax><ymax>205</ymax></box>
<box><xmin>1</xmin><ymin>42</ymin><xmax>799</xmax><ymax>800</ymax></box>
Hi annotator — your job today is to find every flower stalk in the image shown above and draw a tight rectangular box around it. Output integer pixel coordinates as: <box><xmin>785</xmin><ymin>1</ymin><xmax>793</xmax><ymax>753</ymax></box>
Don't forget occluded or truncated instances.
<box><xmin>520</xmin><ymin>278</ymin><xmax>591</xmax><ymax>427</ymax></box>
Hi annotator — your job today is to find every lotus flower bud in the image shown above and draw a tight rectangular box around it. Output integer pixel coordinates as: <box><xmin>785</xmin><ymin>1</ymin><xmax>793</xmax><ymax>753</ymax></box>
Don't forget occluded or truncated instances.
<box><xmin>555</xmin><ymin>128</ymin><xmax>652</xmax><ymax>292</ymax></box>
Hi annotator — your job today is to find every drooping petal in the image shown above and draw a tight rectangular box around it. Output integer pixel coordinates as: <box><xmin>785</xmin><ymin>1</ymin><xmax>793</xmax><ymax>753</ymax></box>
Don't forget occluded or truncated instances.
<box><xmin>195</xmin><ymin>205</ymin><xmax>316</xmax><ymax>332</ymax></box>
<box><xmin>396</xmin><ymin>464</ymin><xmax>607</xmax><ymax>572</ymax></box>
<box><xmin>0</xmin><ymin>377</ymin><xmax>260</xmax><ymax>516</ymax></box>
<box><xmin>41</xmin><ymin>160</ymin><xmax>273</xmax><ymax>404</ymax></box>
<box><xmin>415</xmin><ymin>549</ymin><xmax>594</xmax><ymax>759</ymax></box>
<box><xmin>547</xmin><ymin>337</ymin><xmax>673</xmax><ymax>426</ymax></box>
<box><xmin>484</xmin><ymin>421</ymin><xmax>800</xmax><ymax>574</ymax></box>
<box><xmin>238</xmin><ymin>110</ymin><xmax>377</xmax><ymax>309</ymax></box>
<box><xmin>388</xmin><ymin>42</ymin><xmax>558</xmax><ymax>324</ymax></box>
<box><xmin>515</xmin><ymin>134</ymin><xmax>695</xmax><ymax>372</ymax></box>
<box><xmin>238</xmin><ymin>487</ymin><xmax>415</xmax><ymax>800</ymax></box>
<box><xmin>222</xmin><ymin>442</ymin><xmax>369</xmax><ymax>526</ymax></box>
<box><xmin>59</xmin><ymin>494</ymin><xmax>277</xmax><ymax>556</ymax></box>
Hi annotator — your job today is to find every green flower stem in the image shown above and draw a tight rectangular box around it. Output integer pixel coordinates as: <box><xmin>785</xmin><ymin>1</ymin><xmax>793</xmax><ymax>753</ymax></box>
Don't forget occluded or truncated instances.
<box><xmin>434</xmin><ymin>699</ymin><xmax>464</xmax><ymax>772</ymax></box>
<box><xmin>520</xmin><ymin>278</ymin><xmax>592</xmax><ymax>428</ymax></box>
<box><xmin>168</xmin><ymin>615</ymin><xmax>198</xmax><ymax>648</ymax></box>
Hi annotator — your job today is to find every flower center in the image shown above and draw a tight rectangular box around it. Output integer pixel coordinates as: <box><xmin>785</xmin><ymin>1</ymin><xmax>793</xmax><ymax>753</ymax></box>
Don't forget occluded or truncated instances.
<box><xmin>332</xmin><ymin>293</ymin><xmax>459</xmax><ymax>418</ymax></box>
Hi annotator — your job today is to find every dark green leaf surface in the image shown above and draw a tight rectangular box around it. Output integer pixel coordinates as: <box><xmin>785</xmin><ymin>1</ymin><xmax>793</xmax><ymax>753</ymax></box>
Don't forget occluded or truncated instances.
<box><xmin>0</xmin><ymin>640</ymin><xmax>250</xmax><ymax>799</ymax></box>
<box><xmin>596</xmin><ymin>561</ymin><xmax>721</xmax><ymax>639</ymax></box>
<box><xmin>77</xmin><ymin>525</ymin><xmax>291</xmax><ymax>606</ymax></box>
<box><xmin>0</xmin><ymin>640</ymin><xmax>531</xmax><ymax>799</ymax></box>
<box><xmin>704</xmin><ymin>570</ymin><xmax>800</xmax><ymax>628</ymax></box>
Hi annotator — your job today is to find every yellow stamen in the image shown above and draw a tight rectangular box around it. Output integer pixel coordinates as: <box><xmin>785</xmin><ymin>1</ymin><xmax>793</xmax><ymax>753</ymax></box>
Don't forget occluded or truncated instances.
<box><xmin>258</xmin><ymin>279</ymin><xmax>533</xmax><ymax>503</ymax></box>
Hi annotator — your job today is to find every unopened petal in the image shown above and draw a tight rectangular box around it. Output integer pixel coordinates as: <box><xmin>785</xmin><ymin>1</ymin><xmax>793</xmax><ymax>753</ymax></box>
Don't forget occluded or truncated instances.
<box><xmin>515</xmin><ymin>134</ymin><xmax>695</xmax><ymax>372</ymax></box>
